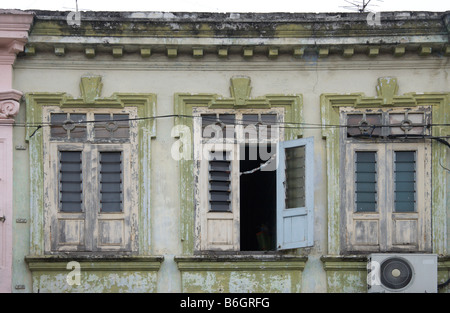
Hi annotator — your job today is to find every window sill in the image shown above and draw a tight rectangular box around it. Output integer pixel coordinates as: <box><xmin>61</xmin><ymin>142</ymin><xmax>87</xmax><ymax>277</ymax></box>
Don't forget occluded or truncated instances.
<box><xmin>25</xmin><ymin>254</ymin><xmax>164</xmax><ymax>271</ymax></box>
<box><xmin>175</xmin><ymin>254</ymin><xmax>308</xmax><ymax>271</ymax></box>
<box><xmin>320</xmin><ymin>255</ymin><xmax>368</xmax><ymax>271</ymax></box>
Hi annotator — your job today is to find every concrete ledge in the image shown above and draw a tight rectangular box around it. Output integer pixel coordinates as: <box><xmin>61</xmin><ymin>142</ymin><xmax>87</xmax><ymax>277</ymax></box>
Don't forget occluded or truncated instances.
<box><xmin>25</xmin><ymin>255</ymin><xmax>164</xmax><ymax>271</ymax></box>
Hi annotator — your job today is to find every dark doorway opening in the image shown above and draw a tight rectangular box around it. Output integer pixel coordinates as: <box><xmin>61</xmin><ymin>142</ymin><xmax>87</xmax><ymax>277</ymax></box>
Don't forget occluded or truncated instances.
<box><xmin>239</xmin><ymin>144</ymin><xmax>276</xmax><ymax>251</ymax></box>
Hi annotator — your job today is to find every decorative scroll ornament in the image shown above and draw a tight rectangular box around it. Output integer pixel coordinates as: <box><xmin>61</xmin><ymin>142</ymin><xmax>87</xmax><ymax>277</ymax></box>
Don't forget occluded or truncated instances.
<box><xmin>0</xmin><ymin>90</ymin><xmax>22</xmax><ymax>119</ymax></box>
<box><xmin>0</xmin><ymin>100</ymin><xmax>20</xmax><ymax>118</ymax></box>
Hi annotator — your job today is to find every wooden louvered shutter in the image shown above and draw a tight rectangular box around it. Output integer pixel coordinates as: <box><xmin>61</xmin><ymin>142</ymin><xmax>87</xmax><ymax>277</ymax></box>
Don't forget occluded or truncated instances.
<box><xmin>95</xmin><ymin>146</ymin><xmax>132</xmax><ymax>251</ymax></box>
<box><xmin>355</xmin><ymin>151</ymin><xmax>377</xmax><ymax>213</ymax></box>
<box><xmin>99</xmin><ymin>151</ymin><xmax>123</xmax><ymax>213</ymax></box>
<box><xmin>386</xmin><ymin>144</ymin><xmax>431</xmax><ymax>252</ymax></box>
<box><xmin>276</xmin><ymin>137</ymin><xmax>314</xmax><ymax>250</ymax></box>
<box><xmin>209</xmin><ymin>155</ymin><xmax>232</xmax><ymax>212</ymax></box>
<box><xmin>344</xmin><ymin>143</ymin><xmax>385</xmax><ymax>252</ymax></box>
<box><xmin>199</xmin><ymin>144</ymin><xmax>239</xmax><ymax>251</ymax></box>
<box><xmin>50</xmin><ymin>148</ymin><xmax>87</xmax><ymax>251</ymax></box>
<box><xmin>60</xmin><ymin>151</ymin><xmax>83</xmax><ymax>212</ymax></box>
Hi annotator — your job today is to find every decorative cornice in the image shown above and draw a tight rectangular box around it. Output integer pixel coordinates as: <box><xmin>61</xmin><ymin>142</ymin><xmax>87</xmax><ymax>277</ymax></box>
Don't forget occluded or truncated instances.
<box><xmin>0</xmin><ymin>10</ymin><xmax>34</xmax><ymax>62</ymax></box>
<box><xmin>20</xmin><ymin>10</ymin><xmax>450</xmax><ymax>60</ymax></box>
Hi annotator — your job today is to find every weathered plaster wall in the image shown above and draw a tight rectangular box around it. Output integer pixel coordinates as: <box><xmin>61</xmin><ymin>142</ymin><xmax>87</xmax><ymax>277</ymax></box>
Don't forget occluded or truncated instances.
<box><xmin>24</xmin><ymin>256</ymin><xmax>162</xmax><ymax>293</ymax></box>
<box><xmin>12</xmin><ymin>51</ymin><xmax>449</xmax><ymax>292</ymax></box>
<box><xmin>9</xmin><ymin>8</ymin><xmax>450</xmax><ymax>291</ymax></box>
<box><xmin>175</xmin><ymin>256</ymin><xmax>306</xmax><ymax>293</ymax></box>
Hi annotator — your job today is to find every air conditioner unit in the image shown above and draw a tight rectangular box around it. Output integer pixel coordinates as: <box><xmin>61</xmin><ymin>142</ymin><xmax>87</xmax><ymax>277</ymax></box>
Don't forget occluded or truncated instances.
<box><xmin>367</xmin><ymin>253</ymin><xmax>437</xmax><ymax>293</ymax></box>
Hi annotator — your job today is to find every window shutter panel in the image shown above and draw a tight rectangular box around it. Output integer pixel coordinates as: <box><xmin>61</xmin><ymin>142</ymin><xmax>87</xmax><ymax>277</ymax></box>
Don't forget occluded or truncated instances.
<box><xmin>344</xmin><ymin>144</ymin><xmax>385</xmax><ymax>252</ymax></box>
<box><xmin>95</xmin><ymin>148</ymin><xmax>132</xmax><ymax>252</ymax></box>
<box><xmin>200</xmin><ymin>145</ymin><xmax>240</xmax><ymax>251</ymax></box>
<box><xmin>276</xmin><ymin>137</ymin><xmax>314</xmax><ymax>250</ymax></box>
<box><xmin>51</xmin><ymin>150</ymin><xmax>86</xmax><ymax>251</ymax></box>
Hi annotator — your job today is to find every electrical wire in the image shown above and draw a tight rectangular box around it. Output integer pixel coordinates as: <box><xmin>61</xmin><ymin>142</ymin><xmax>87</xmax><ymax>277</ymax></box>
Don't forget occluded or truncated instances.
<box><xmin>6</xmin><ymin>113</ymin><xmax>450</xmax><ymax>129</ymax></box>
<box><xmin>6</xmin><ymin>113</ymin><xmax>449</xmax><ymax>144</ymax></box>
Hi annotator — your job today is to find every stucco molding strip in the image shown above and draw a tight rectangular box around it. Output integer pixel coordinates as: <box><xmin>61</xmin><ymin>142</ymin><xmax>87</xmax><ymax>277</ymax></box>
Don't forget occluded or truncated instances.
<box><xmin>25</xmin><ymin>255</ymin><xmax>164</xmax><ymax>271</ymax></box>
<box><xmin>320</xmin><ymin>255</ymin><xmax>367</xmax><ymax>271</ymax></box>
<box><xmin>175</xmin><ymin>255</ymin><xmax>308</xmax><ymax>271</ymax></box>
<box><xmin>322</xmin><ymin>255</ymin><xmax>450</xmax><ymax>271</ymax></box>
<box><xmin>27</xmin><ymin>35</ymin><xmax>449</xmax><ymax>47</ymax></box>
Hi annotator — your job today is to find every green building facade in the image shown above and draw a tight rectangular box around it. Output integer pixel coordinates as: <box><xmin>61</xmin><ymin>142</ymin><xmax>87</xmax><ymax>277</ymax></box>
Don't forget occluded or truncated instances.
<box><xmin>4</xmin><ymin>10</ymin><xmax>450</xmax><ymax>293</ymax></box>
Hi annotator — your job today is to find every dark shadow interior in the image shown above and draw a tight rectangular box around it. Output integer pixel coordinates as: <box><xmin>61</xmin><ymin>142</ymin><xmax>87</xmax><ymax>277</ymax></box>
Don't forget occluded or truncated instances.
<box><xmin>239</xmin><ymin>145</ymin><xmax>276</xmax><ymax>251</ymax></box>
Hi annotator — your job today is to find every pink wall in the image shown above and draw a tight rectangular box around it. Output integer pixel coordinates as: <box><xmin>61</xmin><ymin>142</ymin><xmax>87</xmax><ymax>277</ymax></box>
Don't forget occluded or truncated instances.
<box><xmin>0</xmin><ymin>10</ymin><xmax>33</xmax><ymax>293</ymax></box>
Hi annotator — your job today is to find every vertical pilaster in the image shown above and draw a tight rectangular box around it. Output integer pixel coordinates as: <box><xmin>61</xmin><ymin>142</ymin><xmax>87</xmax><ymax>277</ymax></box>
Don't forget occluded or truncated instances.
<box><xmin>0</xmin><ymin>10</ymin><xmax>33</xmax><ymax>293</ymax></box>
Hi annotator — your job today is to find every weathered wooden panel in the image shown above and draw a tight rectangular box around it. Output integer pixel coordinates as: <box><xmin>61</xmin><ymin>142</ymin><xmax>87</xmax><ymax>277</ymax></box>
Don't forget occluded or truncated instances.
<box><xmin>282</xmin><ymin>214</ymin><xmax>307</xmax><ymax>245</ymax></box>
<box><xmin>206</xmin><ymin>216</ymin><xmax>233</xmax><ymax>247</ymax></box>
<box><xmin>392</xmin><ymin>219</ymin><xmax>418</xmax><ymax>245</ymax></box>
<box><xmin>98</xmin><ymin>219</ymin><xmax>124</xmax><ymax>246</ymax></box>
<box><xmin>198</xmin><ymin>143</ymin><xmax>240</xmax><ymax>251</ymax></box>
<box><xmin>354</xmin><ymin>219</ymin><xmax>379</xmax><ymax>245</ymax></box>
<box><xmin>57</xmin><ymin>219</ymin><xmax>84</xmax><ymax>245</ymax></box>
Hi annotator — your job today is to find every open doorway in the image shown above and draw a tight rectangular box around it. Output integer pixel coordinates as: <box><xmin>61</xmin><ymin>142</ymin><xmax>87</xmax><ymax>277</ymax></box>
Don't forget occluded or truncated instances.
<box><xmin>239</xmin><ymin>144</ymin><xmax>276</xmax><ymax>251</ymax></box>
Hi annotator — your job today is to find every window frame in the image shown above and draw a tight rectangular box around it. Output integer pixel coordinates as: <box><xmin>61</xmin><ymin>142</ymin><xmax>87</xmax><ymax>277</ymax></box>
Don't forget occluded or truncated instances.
<box><xmin>193</xmin><ymin>107</ymin><xmax>314</xmax><ymax>252</ymax></box>
<box><xmin>340</xmin><ymin>107</ymin><xmax>432</xmax><ymax>253</ymax></box>
<box><xmin>43</xmin><ymin>107</ymin><xmax>138</xmax><ymax>254</ymax></box>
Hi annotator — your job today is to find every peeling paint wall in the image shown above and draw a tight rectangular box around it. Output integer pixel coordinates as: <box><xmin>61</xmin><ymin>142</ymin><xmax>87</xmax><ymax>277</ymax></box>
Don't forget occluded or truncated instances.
<box><xmin>10</xmin><ymin>10</ymin><xmax>450</xmax><ymax>293</ymax></box>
